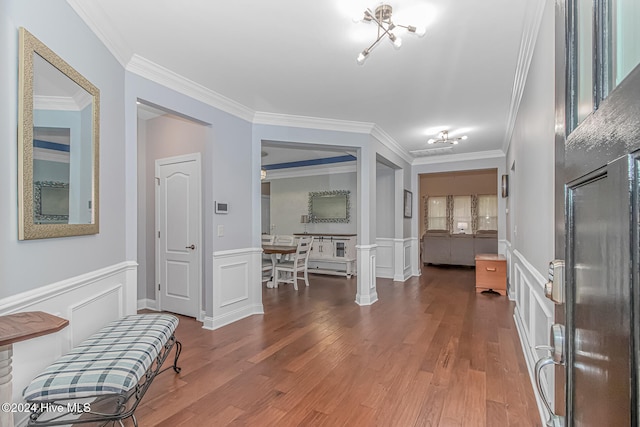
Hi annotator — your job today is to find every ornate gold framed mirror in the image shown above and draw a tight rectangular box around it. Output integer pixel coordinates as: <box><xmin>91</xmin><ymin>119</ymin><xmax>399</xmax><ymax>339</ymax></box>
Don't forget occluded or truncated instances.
<box><xmin>18</xmin><ymin>28</ymin><xmax>99</xmax><ymax>240</ymax></box>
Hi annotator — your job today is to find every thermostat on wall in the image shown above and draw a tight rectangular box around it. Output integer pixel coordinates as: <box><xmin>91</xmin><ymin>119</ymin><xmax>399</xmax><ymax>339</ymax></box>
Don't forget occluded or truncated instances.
<box><xmin>215</xmin><ymin>201</ymin><xmax>229</xmax><ymax>214</ymax></box>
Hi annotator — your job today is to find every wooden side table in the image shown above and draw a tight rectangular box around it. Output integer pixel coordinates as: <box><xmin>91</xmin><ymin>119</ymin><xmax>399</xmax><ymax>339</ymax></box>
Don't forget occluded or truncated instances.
<box><xmin>475</xmin><ymin>253</ymin><xmax>507</xmax><ymax>295</ymax></box>
<box><xmin>0</xmin><ymin>312</ymin><xmax>68</xmax><ymax>426</ymax></box>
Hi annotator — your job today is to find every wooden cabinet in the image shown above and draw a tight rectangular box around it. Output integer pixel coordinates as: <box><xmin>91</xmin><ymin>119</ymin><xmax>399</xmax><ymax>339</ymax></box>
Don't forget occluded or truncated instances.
<box><xmin>295</xmin><ymin>233</ymin><xmax>356</xmax><ymax>278</ymax></box>
<box><xmin>475</xmin><ymin>254</ymin><xmax>507</xmax><ymax>295</ymax></box>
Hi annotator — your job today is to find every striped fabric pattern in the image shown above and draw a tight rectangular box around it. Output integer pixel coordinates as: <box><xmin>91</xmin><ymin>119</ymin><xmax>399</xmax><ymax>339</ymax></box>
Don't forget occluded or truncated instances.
<box><xmin>23</xmin><ymin>314</ymin><xmax>178</xmax><ymax>402</ymax></box>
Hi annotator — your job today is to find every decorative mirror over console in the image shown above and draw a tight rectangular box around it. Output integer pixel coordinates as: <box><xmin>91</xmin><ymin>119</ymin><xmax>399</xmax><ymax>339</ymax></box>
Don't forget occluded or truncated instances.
<box><xmin>308</xmin><ymin>190</ymin><xmax>350</xmax><ymax>223</ymax></box>
<box><xmin>18</xmin><ymin>27</ymin><xmax>99</xmax><ymax>240</ymax></box>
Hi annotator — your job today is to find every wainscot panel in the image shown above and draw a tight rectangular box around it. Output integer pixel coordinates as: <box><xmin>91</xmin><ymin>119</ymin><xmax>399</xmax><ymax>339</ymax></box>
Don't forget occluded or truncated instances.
<box><xmin>0</xmin><ymin>261</ymin><xmax>137</xmax><ymax>426</ymax></box>
<box><xmin>210</xmin><ymin>248</ymin><xmax>264</xmax><ymax>330</ymax></box>
<box><xmin>507</xmin><ymin>246</ymin><xmax>554</xmax><ymax>427</ymax></box>
<box><xmin>375</xmin><ymin>238</ymin><xmax>394</xmax><ymax>279</ymax></box>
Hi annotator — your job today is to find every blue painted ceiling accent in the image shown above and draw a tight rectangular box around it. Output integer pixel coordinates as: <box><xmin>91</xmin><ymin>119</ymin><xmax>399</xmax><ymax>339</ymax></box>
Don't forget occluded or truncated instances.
<box><xmin>34</xmin><ymin>139</ymin><xmax>71</xmax><ymax>152</ymax></box>
<box><xmin>263</xmin><ymin>155</ymin><xmax>356</xmax><ymax>170</ymax></box>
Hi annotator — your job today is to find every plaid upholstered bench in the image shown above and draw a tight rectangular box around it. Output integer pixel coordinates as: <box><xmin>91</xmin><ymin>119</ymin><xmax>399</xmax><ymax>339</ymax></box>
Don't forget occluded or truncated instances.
<box><xmin>22</xmin><ymin>314</ymin><xmax>182</xmax><ymax>427</ymax></box>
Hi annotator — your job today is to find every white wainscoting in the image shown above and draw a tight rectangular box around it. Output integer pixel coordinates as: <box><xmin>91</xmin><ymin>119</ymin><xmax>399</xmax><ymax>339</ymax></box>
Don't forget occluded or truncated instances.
<box><xmin>208</xmin><ymin>248</ymin><xmax>264</xmax><ymax>330</ymax></box>
<box><xmin>375</xmin><ymin>238</ymin><xmax>394</xmax><ymax>279</ymax></box>
<box><xmin>506</xmin><ymin>243</ymin><xmax>554</xmax><ymax>425</ymax></box>
<box><xmin>0</xmin><ymin>261</ymin><xmax>137</xmax><ymax>427</ymax></box>
<box><xmin>376</xmin><ymin>238</ymin><xmax>417</xmax><ymax>281</ymax></box>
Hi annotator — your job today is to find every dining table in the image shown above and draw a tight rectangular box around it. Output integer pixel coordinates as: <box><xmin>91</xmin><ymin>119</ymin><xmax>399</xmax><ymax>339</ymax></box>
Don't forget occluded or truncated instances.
<box><xmin>262</xmin><ymin>244</ymin><xmax>297</xmax><ymax>288</ymax></box>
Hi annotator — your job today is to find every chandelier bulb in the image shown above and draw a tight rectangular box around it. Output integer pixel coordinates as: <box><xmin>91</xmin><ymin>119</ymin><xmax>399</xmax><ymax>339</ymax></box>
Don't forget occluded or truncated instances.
<box><xmin>357</xmin><ymin>50</ymin><xmax>369</xmax><ymax>65</ymax></box>
<box><xmin>388</xmin><ymin>33</ymin><xmax>402</xmax><ymax>49</ymax></box>
<box><xmin>415</xmin><ymin>26</ymin><xmax>426</xmax><ymax>37</ymax></box>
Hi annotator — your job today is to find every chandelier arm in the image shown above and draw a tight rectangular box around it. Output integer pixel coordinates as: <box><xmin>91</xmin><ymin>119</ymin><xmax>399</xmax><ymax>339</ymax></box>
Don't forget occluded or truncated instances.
<box><xmin>365</xmin><ymin>7</ymin><xmax>396</xmax><ymax>39</ymax></box>
<box><xmin>365</xmin><ymin>34</ymin><xmax>385</xmax><ymax>53</ymax></box>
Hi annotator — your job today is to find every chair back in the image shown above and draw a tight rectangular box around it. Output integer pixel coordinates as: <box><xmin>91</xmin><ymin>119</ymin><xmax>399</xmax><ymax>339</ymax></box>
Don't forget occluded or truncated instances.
<box><xmin>261</xmin><ymin>234</ymin><xmax>275</xmax><ymax>245</ymax></box>
<box><xmin>274</xmin><ymin>235</ymin><xmax>295</xmax><ymax>245</ymax></box>
<box><xmin>293</xmin><ymin>236</ymin><xmax>313</xmax><ymax>268</ymax></box>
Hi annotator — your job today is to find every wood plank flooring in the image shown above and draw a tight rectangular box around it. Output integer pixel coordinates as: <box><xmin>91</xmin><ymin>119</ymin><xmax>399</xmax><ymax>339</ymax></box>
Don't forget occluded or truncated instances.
<box><xmin>133</xmin><ymin>265</ymin><xmax>540</xmax><ymax>426</ymax></box>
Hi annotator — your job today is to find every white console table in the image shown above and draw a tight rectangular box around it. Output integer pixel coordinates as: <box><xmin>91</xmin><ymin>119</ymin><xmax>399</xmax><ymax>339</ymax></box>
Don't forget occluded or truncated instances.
<box><xmin>295</xmin><ymin>233</ymin><xmax>357</xmax><ymax>278</ymax></box>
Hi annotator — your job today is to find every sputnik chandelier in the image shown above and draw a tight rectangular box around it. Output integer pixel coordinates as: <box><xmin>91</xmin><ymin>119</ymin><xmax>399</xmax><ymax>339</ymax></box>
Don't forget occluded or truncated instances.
<box><xmin>427</xmin><ymin>130</ymin><xmax>468</xmax><ymax>145</ymax></box>
<box><xmin>354</xmin><ymin>4</ymin><xmax>426</xmax><ymax>64</ymax></box>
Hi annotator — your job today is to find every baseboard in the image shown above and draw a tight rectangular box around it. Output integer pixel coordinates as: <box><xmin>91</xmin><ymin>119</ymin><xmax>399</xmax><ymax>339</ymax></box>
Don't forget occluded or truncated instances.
<box><xmin>207</xmin><ymin>304</ymin><xmax>264</xmax><ymax>330</ymax></box>
<box><xmin>355</xmin><ymin>291</ymin><xmax>378</xmax><ymax>306</ymax></box>
<box><xmin>137</xmin><ymin>298</ymin><xmax>158</xmax><ymax>311</ymax></box>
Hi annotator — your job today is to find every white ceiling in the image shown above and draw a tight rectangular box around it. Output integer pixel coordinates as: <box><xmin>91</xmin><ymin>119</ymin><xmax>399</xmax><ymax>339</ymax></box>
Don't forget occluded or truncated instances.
<box><xmin>81</xmin><ymin>0</ymin><xmax>534</xmax><ymax>161</ymax></box>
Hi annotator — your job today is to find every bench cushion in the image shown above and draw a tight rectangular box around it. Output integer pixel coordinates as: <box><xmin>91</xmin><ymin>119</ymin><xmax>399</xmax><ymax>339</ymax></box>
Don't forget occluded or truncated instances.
<box><xmin>23</xmin><ymin>314</ymin><xmax>178</xmax><ymax>402</ymax></box>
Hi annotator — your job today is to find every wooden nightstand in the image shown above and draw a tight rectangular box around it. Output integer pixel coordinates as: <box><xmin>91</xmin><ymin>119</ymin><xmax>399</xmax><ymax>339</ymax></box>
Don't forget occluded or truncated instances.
<box><xmin>475</xmin><ymin>254</ymin><xmax>507</xmax><ymax>295</ymax></box>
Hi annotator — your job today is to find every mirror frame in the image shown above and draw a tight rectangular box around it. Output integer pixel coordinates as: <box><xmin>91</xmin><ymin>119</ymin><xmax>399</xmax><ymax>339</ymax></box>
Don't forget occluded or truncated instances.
<box><xmin>18</xmin><ymin>27</ymin><xmax>100</xmax><ymax>240</ymax></box>
<box><xmin>308</xmin><ymin>190</ymin><xmax>351</xmax><ymax>223</ymax></box>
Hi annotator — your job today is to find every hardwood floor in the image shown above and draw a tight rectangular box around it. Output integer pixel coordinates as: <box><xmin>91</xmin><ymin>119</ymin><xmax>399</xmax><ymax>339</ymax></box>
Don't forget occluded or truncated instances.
<box><xmin>134</xmin><ymin>265</ymin><xmax>540</xmax><ymax>426</ymax></box>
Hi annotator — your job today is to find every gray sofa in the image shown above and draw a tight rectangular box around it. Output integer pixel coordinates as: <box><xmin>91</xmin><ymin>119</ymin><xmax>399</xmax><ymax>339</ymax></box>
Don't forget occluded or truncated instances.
<box><xmin>422</xmin><ymin>230</ymin><xmax>497</xmax><ymax>266</ymax></box>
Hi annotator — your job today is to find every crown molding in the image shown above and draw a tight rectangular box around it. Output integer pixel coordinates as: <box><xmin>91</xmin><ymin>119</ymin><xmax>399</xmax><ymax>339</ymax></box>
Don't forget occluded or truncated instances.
<box><xmin>126</xmin><ymin>55</ymin><xmax>255</xmax><ymax>122</ymax></box>
<box><xmin>502</xmin><ymin>0</ymin><xmax>547</xmax><ymax>154</ymax></box>
<box><xmin>65</xmin><ymin>0</ymin><xmax>131</xmax><ymax>67</ymax></box>
<box><xmin>370</xmin><ymin>125</ymin><xmax>413</xmax><ymax>164</ymax></box>
<box><xmin>253</xmin><ymin>111</ymin><xmax>375</xmax><ymax>134</ymax></box>
<box><xmin>254</xmin><ymin>113</ymin><xmax>413</xmax><ymax>166</ymax></box>
<box><xmin>412</xmin><ymin>149</ymin><xmax>505</xmax><ymax>166</ymax></box>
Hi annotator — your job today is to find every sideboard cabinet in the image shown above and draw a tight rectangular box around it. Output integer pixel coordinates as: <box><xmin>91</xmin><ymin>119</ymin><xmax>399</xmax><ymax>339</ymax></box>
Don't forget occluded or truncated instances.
<box><xmin>295</xmin><ymin>233</ymin><xmax>357</xmax><ymax>278</ymax></box>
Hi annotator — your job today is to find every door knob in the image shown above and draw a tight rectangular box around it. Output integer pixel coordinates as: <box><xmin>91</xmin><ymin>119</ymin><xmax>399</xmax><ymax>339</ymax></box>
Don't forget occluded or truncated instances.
<box><xmin>185</xmin><ymin>244</ymin><xmax>195</xmax><ymax>250</ymax></box>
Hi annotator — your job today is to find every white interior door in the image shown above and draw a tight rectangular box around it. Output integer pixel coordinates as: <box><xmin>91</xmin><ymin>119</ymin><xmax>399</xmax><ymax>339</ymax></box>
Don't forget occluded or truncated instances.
<box><xmin>156</xmin><ymin>154</ymin><xmax>201</xmax><ymax>318</ymax></box>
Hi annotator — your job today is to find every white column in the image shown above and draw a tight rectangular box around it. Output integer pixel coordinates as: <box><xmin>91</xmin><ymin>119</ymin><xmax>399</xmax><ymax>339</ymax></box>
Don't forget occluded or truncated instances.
<box><xmin>411</xmin><ymin>237</ymin><xmax>422</xmax><ymax>277</ymax></box>
<box><xmin>356</xmin><ymin>244</ymin><xmax>378</xmax><ymax>305</ymax></box>
<box><xmin>356</xmin><ymin>145</ymin><xmax>378</xmax><ymax>305</ymax></box>
<box><xmin>0</xmin><ymin>345</ymin><xmax>13</xmax><ymax>427</ymax></box>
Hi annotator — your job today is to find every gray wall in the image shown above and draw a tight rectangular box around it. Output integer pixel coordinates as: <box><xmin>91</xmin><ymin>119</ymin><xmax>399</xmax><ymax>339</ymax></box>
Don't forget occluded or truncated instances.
<box><xmin>0</xmin><ymin>0</ymin><xmax>125</xmax><ymax>298</ymax></box>
<box><xmin>376</xmin><ymin>162</ymin><xmax>395</xmax><ymax>238</ymax></box>
<box><xmin>125</xmin><ymin>73</ymin><xmax>253</xmax><ymax>317</ymax></box>
<box><xmin>505</xmin><ymin>0</ymin><xmax>555</xmax><ymax>276</ymax></box>
<box><xmin>269</xmin><ymin>172</ymin><xmax>357</xmax><ymax>235</ymax></box>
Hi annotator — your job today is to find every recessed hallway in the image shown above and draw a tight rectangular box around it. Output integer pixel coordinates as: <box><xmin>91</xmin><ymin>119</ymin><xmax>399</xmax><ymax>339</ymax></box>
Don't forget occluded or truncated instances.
<box><xmin>134</xmin><ymin>266</ymin><xmax>540</xmax><ymax>426</ymax></box>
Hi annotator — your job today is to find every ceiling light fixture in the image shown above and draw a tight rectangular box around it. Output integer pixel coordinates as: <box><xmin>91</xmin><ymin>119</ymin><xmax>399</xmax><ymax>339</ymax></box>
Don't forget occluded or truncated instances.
<box><xmin>354</xmin><ymin>4</ymin><xmax>426</xmax><ymax>65</ymax></box>
<box><xmin>427</xmin><ymin>130</ymin><xmax>468</xmax><ymax>145</ymax></box>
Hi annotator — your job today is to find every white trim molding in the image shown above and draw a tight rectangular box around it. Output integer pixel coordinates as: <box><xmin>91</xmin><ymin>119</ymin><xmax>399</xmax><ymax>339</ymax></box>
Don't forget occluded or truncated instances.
<box><xmin>253</xmin><ymin>111</ymin><xmax>374</xmax><ymax>134</ymax></box>
<box><xmin>210</xmin><ymin>248</ymin><xmax>264</xmax><ymax>330</ymax></box>
<box><xmin>502</xmin><ymin>0</ymin><xmax>547</xmax><ymax>153</ymax></box>
<box><xmin>137</xmin><ymin>298</ymin><xmax>158</xmax><ymax>311</ymax></box>
<box><xmin>412</xmin><ymin>149</ymin><xmax>505</xmax><ymax>166</ymax></box>
<box><xmin>127</xmin><ymin>55</ymin><xmax>255</xmax><ymax>122</ymax></box>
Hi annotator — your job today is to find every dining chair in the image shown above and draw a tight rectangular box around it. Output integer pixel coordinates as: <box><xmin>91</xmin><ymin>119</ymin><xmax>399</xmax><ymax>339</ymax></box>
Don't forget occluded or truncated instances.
<box><xmin>273</xmin><ymin>236</ymin><xmax>314</xmax><ymax>290</ymax></box>
<box><xmin>261</xmin><ymin>234</ymin><xmax>275</xmax><ymax>281</ymax></box>
<box><xmin>273</xmin><ymin>235</ymin><xmax>295</xmax><ymax>261</ymax></box>
<box><xmin>274</xmin><ymin>235</ymin><xmax>295</xmax><ymax>245</ymax></box>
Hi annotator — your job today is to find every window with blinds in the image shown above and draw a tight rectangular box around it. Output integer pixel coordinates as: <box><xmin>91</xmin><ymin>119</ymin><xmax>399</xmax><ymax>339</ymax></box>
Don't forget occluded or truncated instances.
<box><xmin>453</xmin><ymin>196</ymin><xmax>472</xmax><ymax>234</ymax></box>
<box><xmin>426</xmin><ymin>196</ymin><xmax>447</xmax><ymax>231</ymax></box>
<box><xmin>477</xmin><ymin>194</ymin><xmax>498</xmax><ymax>231</ymax></box>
